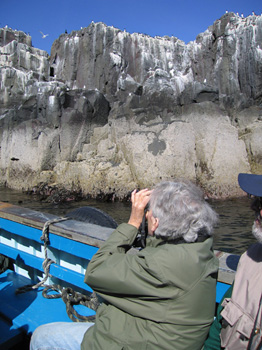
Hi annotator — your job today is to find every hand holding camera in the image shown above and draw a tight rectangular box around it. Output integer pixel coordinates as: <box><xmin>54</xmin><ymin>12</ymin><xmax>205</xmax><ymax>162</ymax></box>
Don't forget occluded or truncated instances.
<box><xmin>128</xmin><ymin>188</ymin><xmax>152</xmax><ymax>229</ymax></box>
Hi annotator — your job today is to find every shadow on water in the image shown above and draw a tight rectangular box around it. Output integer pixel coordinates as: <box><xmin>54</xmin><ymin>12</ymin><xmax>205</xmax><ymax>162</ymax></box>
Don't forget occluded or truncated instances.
<box><xmin>0</xmin><ymin>187</ymin><xmax>257</xmax><ymax>255</ymax></box>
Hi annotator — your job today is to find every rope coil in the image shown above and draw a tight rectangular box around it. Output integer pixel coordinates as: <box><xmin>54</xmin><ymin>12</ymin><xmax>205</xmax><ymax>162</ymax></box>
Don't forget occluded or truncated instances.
<box><xmin>16</xmin><ymin>217</ymin><xmax>99</xmax><ymax>322</ymax></box>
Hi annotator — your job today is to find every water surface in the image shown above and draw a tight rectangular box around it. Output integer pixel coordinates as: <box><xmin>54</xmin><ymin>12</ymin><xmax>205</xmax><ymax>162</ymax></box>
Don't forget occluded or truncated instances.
<box><xmin>0</xmin><ymin>187</ymin><xmax>256</xmax><ymax>255</ymax></box>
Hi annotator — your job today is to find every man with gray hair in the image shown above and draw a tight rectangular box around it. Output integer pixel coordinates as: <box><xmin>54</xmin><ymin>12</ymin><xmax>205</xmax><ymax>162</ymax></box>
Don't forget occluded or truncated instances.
<box><xmin>31</xmin><ymin>180</ymin><xmax>219</xmax><ymax>350</ymax></box>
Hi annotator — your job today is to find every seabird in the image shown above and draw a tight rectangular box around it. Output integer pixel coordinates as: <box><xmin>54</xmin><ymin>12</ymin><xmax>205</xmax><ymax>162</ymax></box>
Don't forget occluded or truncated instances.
<box><xmin>40</xmin><ymin>31</ymin><xmax>49</xmax><ymax>39</ymax></box>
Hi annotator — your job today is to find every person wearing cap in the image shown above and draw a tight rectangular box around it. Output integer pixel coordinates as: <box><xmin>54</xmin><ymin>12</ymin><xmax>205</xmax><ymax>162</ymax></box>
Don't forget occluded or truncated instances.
<box><xmin>204</xmin><ymin>173</ymin><xmax>262</xmax><ymax>350</ymax></box>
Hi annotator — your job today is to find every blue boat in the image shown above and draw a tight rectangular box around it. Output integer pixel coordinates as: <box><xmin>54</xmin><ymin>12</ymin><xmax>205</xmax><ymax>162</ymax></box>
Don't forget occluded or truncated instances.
<box><xmin>0</xmin><ymin>201</ymin><xmax>238</xmax><ymax>349</ymax></box>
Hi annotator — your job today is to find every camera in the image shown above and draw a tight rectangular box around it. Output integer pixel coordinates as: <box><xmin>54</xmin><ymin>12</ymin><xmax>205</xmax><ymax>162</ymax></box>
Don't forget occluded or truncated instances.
<box><xmin>133</xmin><ymin>204</ymin><xmax>149</xmax><ymax>249</ymax></box>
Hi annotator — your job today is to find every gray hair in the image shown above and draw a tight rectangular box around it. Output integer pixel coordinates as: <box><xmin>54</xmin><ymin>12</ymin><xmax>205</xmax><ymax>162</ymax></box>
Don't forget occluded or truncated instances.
<box><xmin>149</xmin><ymin>180</ymin><xmax>218</xmax><ymax>242</ymax></box>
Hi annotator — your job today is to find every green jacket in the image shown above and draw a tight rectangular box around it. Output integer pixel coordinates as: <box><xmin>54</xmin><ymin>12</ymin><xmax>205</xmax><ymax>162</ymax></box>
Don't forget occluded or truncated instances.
<box><xmin>81</xmin><ymin>223</ymin><xmax>219</xmax><ymax>350</ymax></box>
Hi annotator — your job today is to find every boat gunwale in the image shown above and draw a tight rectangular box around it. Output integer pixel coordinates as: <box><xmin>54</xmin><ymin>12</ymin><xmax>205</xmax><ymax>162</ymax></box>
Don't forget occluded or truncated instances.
<box><xmin>0</xmin><ymin>201</ymin><xmax>114</xmax><ymax>248</ymax></box>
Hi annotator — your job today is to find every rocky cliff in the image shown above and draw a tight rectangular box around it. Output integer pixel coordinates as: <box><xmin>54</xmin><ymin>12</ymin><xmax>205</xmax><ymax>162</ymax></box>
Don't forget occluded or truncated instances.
<box><xmin>0</xmin><ymin>13</ymin><xmax>261</xmax><ymax>200</ymax></box>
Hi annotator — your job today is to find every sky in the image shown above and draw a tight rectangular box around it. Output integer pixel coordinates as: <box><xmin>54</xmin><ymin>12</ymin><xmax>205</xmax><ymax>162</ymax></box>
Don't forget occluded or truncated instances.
<box><xmin>1</xmin><ymin>0</ymin><xmax>261</xmax><ymax>54</ymax></box>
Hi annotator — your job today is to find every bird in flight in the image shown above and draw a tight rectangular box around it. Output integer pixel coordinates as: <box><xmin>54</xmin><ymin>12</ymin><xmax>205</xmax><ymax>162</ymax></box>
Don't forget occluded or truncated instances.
<box><xmin>40</xmin><ymin>31</ymin><xmax>49</xmax><ymax>39</ymax></box>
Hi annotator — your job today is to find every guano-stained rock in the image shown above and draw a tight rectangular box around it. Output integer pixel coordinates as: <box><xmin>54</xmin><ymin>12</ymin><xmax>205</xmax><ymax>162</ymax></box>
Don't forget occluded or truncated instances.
<box><xmin>0</xmin><ymin>13</ymin><xmax>261</xmax><ymax>200</ymax></box>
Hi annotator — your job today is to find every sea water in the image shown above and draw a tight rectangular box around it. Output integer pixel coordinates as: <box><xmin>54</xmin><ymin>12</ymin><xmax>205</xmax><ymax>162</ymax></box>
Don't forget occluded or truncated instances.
<box><xmin>0</xmin><ymin>187</ymin><xmax>256</xmax><ymax>255</ymax></box>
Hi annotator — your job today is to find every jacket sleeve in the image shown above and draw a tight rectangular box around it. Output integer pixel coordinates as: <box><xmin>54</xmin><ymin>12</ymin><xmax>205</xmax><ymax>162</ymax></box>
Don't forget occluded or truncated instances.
<box><xmin>84</xmin><ymin>223</ymin><xmax>168</xmax><ymax>298</ymax></box>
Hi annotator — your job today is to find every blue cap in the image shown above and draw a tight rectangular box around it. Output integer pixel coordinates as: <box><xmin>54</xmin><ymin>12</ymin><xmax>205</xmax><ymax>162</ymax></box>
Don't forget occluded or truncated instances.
<box><xmin>238</xmin><ymin>173</ymin><xmax>262</xmax><ymax>197</ymax></box>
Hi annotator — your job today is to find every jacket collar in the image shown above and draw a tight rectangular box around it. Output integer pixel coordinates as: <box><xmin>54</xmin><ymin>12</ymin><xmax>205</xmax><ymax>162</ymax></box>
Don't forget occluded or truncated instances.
<box><xmin>146</xmin><ymin>234</ymin><xmax>210</xmax><ymax>248</ymax></box>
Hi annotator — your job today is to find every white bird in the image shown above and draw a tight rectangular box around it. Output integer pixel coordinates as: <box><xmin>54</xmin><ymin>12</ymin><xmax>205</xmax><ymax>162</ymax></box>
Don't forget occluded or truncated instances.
<box><xmin>40</xmin><ymin>31</ymin><xmax>49</xmax><ymax>39</ymax></box>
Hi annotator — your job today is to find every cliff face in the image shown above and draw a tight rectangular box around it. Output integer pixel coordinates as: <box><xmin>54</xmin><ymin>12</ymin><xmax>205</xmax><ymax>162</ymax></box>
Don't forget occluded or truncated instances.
<box><xmin>0</xmin><ymin>13</ymin><xmax>261</xmax><ymax>199</ymax></box>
